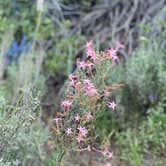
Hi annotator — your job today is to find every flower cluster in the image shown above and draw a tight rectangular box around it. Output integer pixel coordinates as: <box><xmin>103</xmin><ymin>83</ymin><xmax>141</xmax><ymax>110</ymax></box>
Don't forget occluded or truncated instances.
<box><xmin>61</xmin><ymin>100</ymin><xmax>72</xmax><ymax>112</ymax></box>
<box><xmin>83</xmin><ymin>79</ymin><xmax>98</xmax><ymax>96</ymax></box>
<box><xmin>53</xmin><ymin>41</ymin><xmax>124</xmax><ymax>163</ymax></box>
<box><xmin>86</xmin><ymin>41</ymin><xmax>98</xmax><ymax>61</ymax></box>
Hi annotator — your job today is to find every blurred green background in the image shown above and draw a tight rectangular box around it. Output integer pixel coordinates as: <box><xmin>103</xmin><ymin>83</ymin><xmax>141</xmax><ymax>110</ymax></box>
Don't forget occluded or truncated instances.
<box><xmin>0</xmin><ymin>0</ymin><xmax>165</xmax><ymax>165</ymax></box>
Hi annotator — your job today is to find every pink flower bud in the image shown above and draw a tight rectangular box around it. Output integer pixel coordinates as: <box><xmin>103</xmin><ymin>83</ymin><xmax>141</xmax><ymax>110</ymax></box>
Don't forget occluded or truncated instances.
<box><xmin>66</xmin><ymin>128</ymin><xmax>73</xmax><ymax>136</ymax></box>
<box><xmin>108</xmin><ymin>101</ymin><xmax>116</xmax><ymax>110</ymax></box>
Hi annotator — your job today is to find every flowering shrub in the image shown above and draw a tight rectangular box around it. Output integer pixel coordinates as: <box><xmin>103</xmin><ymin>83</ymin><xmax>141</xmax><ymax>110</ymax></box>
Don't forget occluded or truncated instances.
<box><xmin>53</xmin><ymin>41</ymin><xmax>124</xmax><ymax>164</ymax></box>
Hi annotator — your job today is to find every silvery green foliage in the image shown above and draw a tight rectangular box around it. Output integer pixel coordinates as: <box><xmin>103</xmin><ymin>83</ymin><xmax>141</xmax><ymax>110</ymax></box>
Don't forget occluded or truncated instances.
<box><xmin>0</xmin><ymin>87</ymin><xmax>49</xmax><ymax>165</ymax></box>
<box><xmin>110</xmin><ymin>40</ymin><xmax>166</xmax><ymax>115</ymax></box>
<box><xmin>124</xmin><ymin>44</ymin><xmax>166</xmax><ymax>110</ymax></box>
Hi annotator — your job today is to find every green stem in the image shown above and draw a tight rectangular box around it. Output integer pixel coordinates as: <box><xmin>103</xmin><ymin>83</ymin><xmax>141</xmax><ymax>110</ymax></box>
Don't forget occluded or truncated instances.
<box><xmin>56</xmin><ymin>148</ymin><xmax>65</xmax><ymax>166</ymax></box>
<box><xmin>31</xmin><ymin>11</ymin><xmax>42</xmax><ymax>51</ymax></box>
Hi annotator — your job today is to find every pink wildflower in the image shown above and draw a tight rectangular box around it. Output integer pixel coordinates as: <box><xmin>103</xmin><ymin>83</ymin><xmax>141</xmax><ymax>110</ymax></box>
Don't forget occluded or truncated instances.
<box><xmin>103</xmin><ymin>90</ymin><xmax>110</xmax><ymax>97</ymax></box>
<box><xmin>77</xmin><ymin>60</ymin><xmax>94</xmax><ymax>71</ymax></box>
<box><xmin>86</xmin><ymin>41</ymin><xmax>93</xmax><ymax>48</ymax></box>
<box><xmin>53</xmin><ymin>118</ymin><xmax>62</xmax><ymax>124</ymax></box>
<box><xmin>78</xmin><ymin>126</ymin><xmax>88</xmax><ymax>137</ymax></box>
<box><xmin>69</xmin><ymin>80</ymin><xmax>75</xmax><ymax>86</ymax></box>
<box><xmin>83</xmin><ymin>79</ymin><xmax>92</xmax><ymax>85</ymax></box>
<box><xmin>74</xmin><ymin>114</ymin><xmax>81</xmax><ymax>122</ymax></box>
<box><xmin>88</xmin><ymin>49</ymin><xmax>97</xmax><ymax>61</ymax></box>
<box><xmin>108</xmin><ymin>101</ymin><xmax>116</xmax><ymax>110</ymax></box>
<box><xmin>68</xmin><ymin>74</ymin><xmax>76</xmax><ymax>81</ymax></box>
<box><xmin>76</xmin><ymin>136</ymin><xmax>84</xmax><ymax>143</ymax></box>
<box><xmin>116</xmin><ymin>41</ymin><xmax>124</xmax><ymax>50</ymax></box>
<box><xmin>83</xmin><ymin>80</ymin><xmax>98</xmax><ymax>96</ymax></box>
<box><xmin>61</xmin><ymin>100</ymin><xmax>72</xmax><ymax>112</ymax></box>
<box><xmin>107</xmin><ymin>48</ymin><xmax>116</xmax><ymax>56</ymax></box>
<box><xmin>107</xmin><ymin>48</ymin><xmax>119</xmax><ymax>61</ymax></box>
<box><xmin>86</xmin><ymin>87</ymin><xmax>98</xmax><ymax>96</ymax></box>
<box><xmin>77</xmin><ymin>60</ymin><xmax>87</xmax><ymax>69</ymax></box>
<box><xmin>66</xmin><ymin>128</ymin><xmax>73</xmax><ymax>136</ymax></box>
<box><xmin>68</xmin><ymin>74</ymin><xmax>77</xmax><ymax>86</ymax></box>
<box><xmin>85</xmin><ymin>41</ymin><xmax>97</xmax><ymax>61</ymax></box>
<box><xmin>86</xmin><ymin>112</ymin><xmax>93</xmax><ymax>120</ymax></box>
